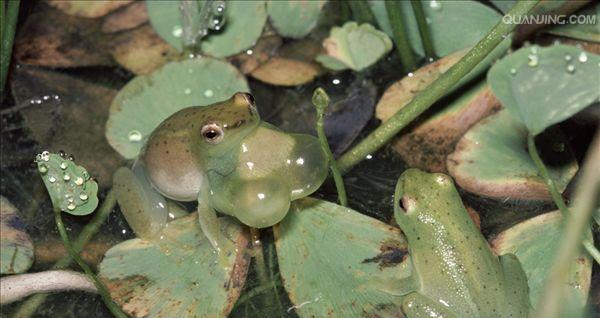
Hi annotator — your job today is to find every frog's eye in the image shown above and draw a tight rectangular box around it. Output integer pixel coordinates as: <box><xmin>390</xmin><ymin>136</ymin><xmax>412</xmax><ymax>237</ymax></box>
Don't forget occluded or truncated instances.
<box><xmin>201</xmin><ymin>123</ymin><xmax>224</xmax><ymax>144</ymax></box>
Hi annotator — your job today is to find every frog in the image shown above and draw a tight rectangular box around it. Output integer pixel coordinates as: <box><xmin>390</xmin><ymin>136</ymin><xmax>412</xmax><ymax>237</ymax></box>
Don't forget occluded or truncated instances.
<box><xmin>113</xmin><ymin>92</ymin><xmax>329</xmax><ymax>255</ymax></box>
<box><xmin>389</xmin><ymin>169</ymin><xmax>530</xmax><ymax>318</ymax></box>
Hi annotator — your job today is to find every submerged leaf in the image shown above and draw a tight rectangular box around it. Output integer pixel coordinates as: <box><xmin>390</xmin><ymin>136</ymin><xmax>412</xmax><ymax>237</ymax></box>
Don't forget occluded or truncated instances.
<box><xmin>488</xmin><ymin>45</ymin><xmax>600</xmax><ymax>135</ymax></box>
<box><xmin>99</xmin><ymin>214</ymin><xmax>250</xmax><ymax>318</ymax></box>
<box><xmin>0</xmin><ymin>197</ymin><xmax>34</xmax><ymax>274</ymax></box>
<box><xmin>266</xmin><ymin>0</ymin><xmax>326</xmax><ymax>39</ymax></box>
<box><xmin>47</xmin><ymin>0</ymin><xmax>133</xmax><ymax>18</ymax></box>
<box><xmin>274</xmin><ymin>198</ymin><xmax>410</xmax><ymax>317</ymax></box>
<box><xmin>35</xmin><ymin>152</ymin><xmax>99</xmax><ymax>216</ymax></box>
<box><xmin>105</xmin><ymin>58</ymin><xmax>249</xmax><ymax>159</ymax></box>
<box><xmin>316</xmin><ymin>22</ymin><xmax>392</xmax><ymax>71</ymax></box>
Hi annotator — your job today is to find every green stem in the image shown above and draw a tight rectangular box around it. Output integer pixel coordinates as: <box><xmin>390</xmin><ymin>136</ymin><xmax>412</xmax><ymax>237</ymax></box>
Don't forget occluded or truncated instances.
<box><xmin>249</xmin><ymin>227</ymin><xmax>269</xmax><ymax>287</ymax></box>
<box><xmin>13</xmin><ymin>190</ymin><xmax>117</xmax><ymax>318</ymax></box>
<box><xmin>54</xmin><ymin>208</ymin><xmax>127</xmax><ymax>318</ymax></box>
<box><xmin>527</xmin><ymin>134</ymin><xmax>600</xmax><ymax>264</ymax></box>
<box><xmin>534</xmin><ymin>132</ymin><xmax>600</xmax><ymax>318</ymax></box>
<box><xmin>347</xmin><ymin>0</ymin><xmax>377</xmax><ymax>26</ymax></box>
<box><xmin>1</xmin><ymin>0</ymin><xmax>19</xmax><ymax>96</ymax></box>
<box><xmin>312</xmin><ymin>88</ymin><xmax>348</xmax><ymax>206</ymax></box>
<box><xmin>410</xmin><ymin>0</ymin><xmax>435</xmax><ymax>59</ymax></box>
<box><xmin>385</xmin><ymin>0</ymin><xmax>416</xmax><ymax>73</ymax></box>
<box><xmin>337</xmin><ymin>0</ymin><xmax>540</xmax><ymax>173</ymax></box>
<box><xmin>267</xmin><ymin>242</ymin><xmax>284</xmax><ymax>317</ymax></box>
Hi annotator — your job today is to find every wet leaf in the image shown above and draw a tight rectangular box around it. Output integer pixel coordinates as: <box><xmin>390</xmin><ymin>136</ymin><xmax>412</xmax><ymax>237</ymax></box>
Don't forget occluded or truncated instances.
<box><xmin>146</xmin><ymin>0</ymin><xmax>267</xmax><ymax>57</ymax></box>
<box><xmin>99</xmin><ymin>214</ymin><xmax>250</xmax><ymax>318</ymax></box>
<box><xmin>274</xmin><ymin>198</ymin><xmax>410</xmax><ymax>317</ymax></box>
<box><xmin>491</xmin><ymin>211</ymin><xmax>592</xmax><ymax>314</ymax></box>
<box><xmin>266</xmin><ymin>0</ymin><xmax>326</xmax><ymax>39</ymax></box>
<box><xmin>370</xmin><ymin>0</ymin><xmax>502</xmax><ymax>57</ymax></box>
<box><xmin>47</xmin><ymin>0</ymin><xmax>133</xmax><ymax>18</ymax></box>
<box><xmin>102</xmin><ymin>2</ymin><xmax>149</xmax><ymax>33</ymax></box>
<box><xmin>546</xmin><ymin>3</ymin><xmax>600</xmax><ymax>43</ymax></box>
<box><xmin>34</xmin><ymin>152</ymin><xmax>99</xmax><ymax>216</ymax></box>
<box><xmin>105</xmin><ymin>58</ymin><xmax>249</xmax><ymax>159</ymax></box>
<box><xmin>0</xmin><ymin>197</ymin><xmax>34</xmax><ymax>274</ymax></box>
<box><xmin>447</xmin><ymin>109</ymin><xmax>578</xmax><ymax>201</ymax></box>
<box><xmin>316</xmin><ymin>22</ymin><xmax>392</xmax><ymax>71</ymax></box>
<box><xmin>488</xmin><ymin>45</ymin><xmax>600</xmax><ymax>135</ymax></box>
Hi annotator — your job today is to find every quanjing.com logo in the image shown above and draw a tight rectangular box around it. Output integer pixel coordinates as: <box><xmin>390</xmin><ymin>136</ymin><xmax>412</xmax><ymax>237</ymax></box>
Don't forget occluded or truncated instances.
<box><xmin>502</xmin><ymin>14</ymin><xmax>597</xmax><ymax>25</ymax></box>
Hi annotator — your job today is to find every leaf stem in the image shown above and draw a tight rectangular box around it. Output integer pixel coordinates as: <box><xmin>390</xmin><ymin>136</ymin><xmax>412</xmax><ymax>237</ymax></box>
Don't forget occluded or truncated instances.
<box><xmin>249</xmin><ymin>227</ymin><xmax>269</xmax><ymax>286</ymax></box>
<box><xmin>410</xmin><ymin>0</ymin><xmax>435</xmax><ymax>59</ymax></box>
<box><xmin>527</xmin><ymin>134</ymin><xmax>600</xmax><ymax>264</ymax></box>
<box><xmin>337</xmin><ymin>0</ymin><xmax>540</xmax><ymax>173</ymax></box>
<box><xmin>385</xmin><ymin>0</ymin><xmax>416</xmax><ymax>73</ymax></box>
<box><xmin>313</xmin><ymin>88</ymin><xmax>348</xmax><ymax>206</ymax></box>
<box><xmin>347</xmin><ymin>0</ymin><xmax>377</xmax><ymax>27</ymax></box>
<box><xmin>1</xmin><ymin>0</ymin><xmax>19</xmax><ymax>97</ymax></box>
<box><xmin>534</xmin><ymin>132</ymin><xmax>600</xmax><ymax>318</ymax></box>
<box><xmin>13</xmin><ymin>190</ymin><xmax>118</xmax><ymax>318</ymax></box>
<box><xmin>53</xmin><ymin>206</ymin><xmax>127</xmax><ymax>318</ymax></box>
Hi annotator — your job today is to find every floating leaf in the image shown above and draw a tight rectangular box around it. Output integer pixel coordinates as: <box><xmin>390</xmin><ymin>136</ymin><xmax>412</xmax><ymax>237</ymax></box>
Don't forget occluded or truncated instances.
<box><xmin>0</xmin><ymin>197</ymin><xmax>34</xmax><ymax>274</ymax></box>
<box><xmin>266</xmin><ymin>0</ymin><xmax>326</xmax><ymax>39</ymax></box>
<box><xmin>105</xmin><ymin>58</ymin><xmax>249</xmax><ymax>159</ymax></box>
<box><xmin>35</xmin><ymin>152</ymin><xmax>99</xmax><ymax>216</ymax></box>
<box><xmin>370</xmin><ymin>0</ymin><xmax>502</xmax><ymax>57</ymax></box>
<box><xmin>546</xmin><ymin>3</ymin><xmax>600</xmax><ymax>43</ymax></box>
<box><xmin>274</xmin><ymin>198</ymin><xmax>410</xmax><ymax>317</ymax></box>
<box><xmin>488</xmin><ymin>45</ymin><xmax>600</xmax><ymax>135</ymax></box>
<box><xmin>491</xmin><ymin>211</ymin><xmax>592</xmax><ymax>314</ymax></box>
<box><xmin>146</xmin><ymin>0</ymin><xmax>267</xmax><ymax>57</ymax></box>
<box><xmin>447</xmin><ymin>109</ymin><xmax>578</xmax><ymax>201</ymax></box>
<box><xmin>99</xmin><ymin>214</ymin><xmax>250</xmax><ymax>318</ymax></box>
<box><xmin>47</xmin><ymin>0</ymin><xmax>133</xmax><ymax>18</ymax></box>
<box><xmin>316</xmin><ymin>22</ymin><xmax>392</xmax><ymax>71</ymax></box>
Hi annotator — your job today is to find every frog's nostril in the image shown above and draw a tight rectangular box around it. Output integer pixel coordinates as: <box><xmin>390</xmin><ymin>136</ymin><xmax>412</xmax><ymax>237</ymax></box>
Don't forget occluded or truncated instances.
<box><xmin>243</xmin><ymin>93</ymin><xmax>255</xmax><ymax>105</ymax></box>
<box><xmin>234</xmin><ymin>92</ymin><xmax>255</xmax><ymax>106</ymax></box>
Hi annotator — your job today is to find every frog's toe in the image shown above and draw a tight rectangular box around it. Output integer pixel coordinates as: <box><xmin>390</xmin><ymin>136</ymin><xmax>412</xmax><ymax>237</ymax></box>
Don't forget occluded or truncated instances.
<box><xmin>233</xmin><ymin>178</ymin><xmax>291</xmax><ymax>228</ymax></box>
<box><xmin>287</xmin><ymin>134</ymin><xmax>329</xmax><ymax>200</ymax></box>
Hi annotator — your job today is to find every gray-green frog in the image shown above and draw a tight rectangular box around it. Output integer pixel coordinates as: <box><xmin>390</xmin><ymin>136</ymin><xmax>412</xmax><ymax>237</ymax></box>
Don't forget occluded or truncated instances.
<box><xmin>391</xmin><ymin>169</ymin><xmax>529</xmax><ymax>318</ymax></box>
<box><xmin>113</xmin><ymin>92</ymin><xmax>329</xmax><ymax>254</ymax></box>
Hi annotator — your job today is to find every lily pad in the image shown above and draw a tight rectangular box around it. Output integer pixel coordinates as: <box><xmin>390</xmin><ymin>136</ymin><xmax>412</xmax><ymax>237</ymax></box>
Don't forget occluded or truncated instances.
<box><xmin>546</xmin><ymin>3</ymin><xmax>600</xmax><ymax>43</ymax></box>
<box><xmin>274</xmin><ymin>198</ymin><xmax>410</xmax><ymax>317</ymax></box>
<box><xmin>370</xmin><ymin>0</ymin><xmax>502</xmax><ymax>57</ymax></box>
<box><xmin>491</xmin><ymin>211</ymin><xmax>592</xmax><ymax>314</ymax></box>
<box><xmin>488</xmin><ymin>45</ymin><xmax>600</xmax><ymax>135</ymax></box>
<box><xmin>146</xmin><ymin>0</ymin><xmax>267</xmax><ymax>58</ymax></box>
<box><xmin>47</xmin><ymin>0</ymin><xmax>133</xmax><ymax>18</ymax></box>
<box><xmin>105</xmin><ymin>58</ymin><xmax>249</xmax><ymax>159</ymax></box>
<box><xmin>0</xmin><ymin>197</ymin><xmax>34</xmax><ymax>274</ymax></box>
<box><xmin>99</xmin><ymin>213</ymin><xmax>250</xmax><ymax>318</ymax></box>
<box><xmin>266</xmin><ymin>0</ymin><xmax>326</xmax><ymax>39</ymax></box>
<box><xmin>316</xmin><ymin>22</ymin><xmax>392</xmax><ymax>71</ymax></box>
<box><xmin>447</xmin><ymin>109</ymin><xmax>578</xmax><ymax>201</ymax></box>
<box><xmin>35</xmin><ymin>152</ymin><xmax>99</xmax><ymax>216</ymax></box>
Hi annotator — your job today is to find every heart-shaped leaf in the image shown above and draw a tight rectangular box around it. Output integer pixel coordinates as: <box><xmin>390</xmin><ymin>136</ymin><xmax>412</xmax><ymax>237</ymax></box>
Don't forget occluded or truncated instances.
<box><xmin>316</xmin><ymin>22</ymin><xmax>392</xmax><ymax>71</ymax></box>
<box><xmin>267</xmin><ymin>0</ymin><xmax>326</xmax><ymax>39</ymax></box>
<box><xmin>105</xmin><ymin>58</ymin><xmax>249</xmax><ymax>159</ymax></box>
<box><xmin>488</xmin><ymin>45</ymin><xmax>600</xmax><ymax>135</ymax></box>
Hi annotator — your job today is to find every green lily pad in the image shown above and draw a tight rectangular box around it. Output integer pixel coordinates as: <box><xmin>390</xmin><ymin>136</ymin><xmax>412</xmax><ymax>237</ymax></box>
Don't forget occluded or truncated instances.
<box><xmin>316</xmin><ymin>22</ymin><xmax>392</xmax><ymax>71</ymax></box>
<box><xmin>274</xmin><ymin>198</ymin><xmax>410</xmax><ymax>317</ymax></box>
<box><xmin>447</xmin><ymin>109</ymin><xmax>578</xmax><ymax>201</ymax></box>
<box><xmin>491</xmin><ymin>211</ymin><xmax>592</xmax><ymax>314</ymax></box>
<box><xmin>488</xmin><ymin>45</ymin><xmax>600</xmax><ymax>135</ymax></box>
<box><xmin>146</xmin><ymin>0</ymin><xmax>267</xmax><ymax>57</ymax></box>
<box><xmin>99</xmin><ymin>213</ymin><xmax>250</xmax><ymax>318</ymax></box>
<box><xmin>0</xmin><ymin>197</ymin><xmax>34</xmax><ymax>274</ymax></box>
<box><xmin>267</xmin><ymin>0</ymin><xmax>326</xmax><ymax>39</ymax></box>
<box><xmin>105</xmin><ymin>58</ymin><xmax>249</xmax><ymax>159</ymax></box>
<box><xmin>547</xmin><ymin>4</ymin><xmax>600</xmax><ymax>43</ymax></box>
<box><xmin>35</xmin><ymin>152</ymin><xmax>99</xmax><ymax>216</ymax></box>
<box><xmin>370</xmin><ymin>0</ymin><xmax>503</xmax><ymax>57</ymax></box>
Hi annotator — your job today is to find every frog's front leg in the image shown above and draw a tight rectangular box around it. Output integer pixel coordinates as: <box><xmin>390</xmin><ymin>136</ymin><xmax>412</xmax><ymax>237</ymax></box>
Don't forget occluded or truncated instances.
<box><xmin>402</xmin><ymin>293</ymin><xmax>459</xmax><ymax>318</ymax></box>
<box><xmin>197</xmin><ymin>186</ymin><xmax>235</xmax><ymax>257</ymax></box>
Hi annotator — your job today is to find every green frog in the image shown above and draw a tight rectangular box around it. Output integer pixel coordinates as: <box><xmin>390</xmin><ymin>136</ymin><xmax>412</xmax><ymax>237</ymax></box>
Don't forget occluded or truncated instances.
<box><xmin>391</xmin><ymin>169</ymin><xmax>530</xmax><ymax>318</ymax></box>
<box><xmin>113</xmin><ymin>92</ymin><xmax>329</xmax><ymax>254</ymax></box>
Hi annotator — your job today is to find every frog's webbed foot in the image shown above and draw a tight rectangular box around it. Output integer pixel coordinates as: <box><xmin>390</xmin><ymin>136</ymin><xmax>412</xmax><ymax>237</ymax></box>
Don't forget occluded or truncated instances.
<box><xmin>113</xmin><ymin>166</ymin><xmax>169</xmax><ymax>241</ymax></box>
<box><xmin>286</xmin><ymin>134</ymin><xmax>329</xmax><ymax>200</ymax></box>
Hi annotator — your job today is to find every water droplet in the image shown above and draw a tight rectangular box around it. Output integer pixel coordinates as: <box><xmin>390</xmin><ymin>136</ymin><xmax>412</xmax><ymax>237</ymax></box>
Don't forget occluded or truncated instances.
<box><xmin>48</xmin><ymin>176</ymin><xmax>56</xmax><ymax>183</ymax></box>
<box><xmin>578</xmin><ymin>52</ymin><xmax>588</xmax><ymax>63</ymax></box>
<box><xmin>510</xmin><ymin>68</ymin><xmax>517</xmax><ymax>75</ymax></box>
<box><xmin>63</xmin><ymin>174</ymin><xmax>71</xmax><ymax>181</ymax></box>
<box><xmin>172</xmin><ymin>25</ymin><xmax>183</xmax><ymax>38</ymax></box>
<box><xmin>527</xmin><ymin>54</ymin><xmax>538</xmax><ymax>67</ymax></box>
<box><xmin>429</xmin><ymin>0</ymin><xmax>441</xmax><ymax>10</ymax></box>
<box><xmin>41</xmin><ymin>151</ymin><xmax>50</xmax><ymax>162</ymax></box>
<box><xmin>184</xmin><ymin>88</ymin><xmax>192</xmax><ymax>95</ymax></box>
<box><xmin>38</xmin><ymin>164</ymin><xmax>48</xmax><ymax>174</ymax></box>
<box><xmin>79</xmin><ymin>192</ymin><xmax>89</xmax><ymax>201</ymax></box>
<box><xmin>246</xmin><ymin>49</ymin><xmax>253</xmax><ymax>55</ymax></box>
<box><xmin>128</xmin><ymin>130</ymin><xmax>143</xmax><ymax>142</ymax></box>
<box><xmin>74</xmin><ymin>177</ymin><xmax>84</xmax><ymax>186</ymax></box>
<box><xmin>564</xmin><ymin>54</ymin><xmax>572</xmax><ymax>62</ymax></box>
<box><xmin>407</xmin><ymin>72</ymin><xmax>414</xmax><ymax>78</ymax></box>
<box><xmin>332</xmin><ymin>78</ymin><xmax>341</xmax><ymax>85</ymax></box>
<box><xmin>203</xmin><ymin>89</ymin><xmax>214</xmax><ymax>98</ymax></box>
<box><xmin>530</xmin><ymin>46</ymin><xmax>538</xmax><ymax>54</ymax></box>
<box><xmin>67</xmin><ymin>203</ymin><xmax>76</xmax><ymax>211</ymax></box>
<box><xmin>566</xmin><ymin>64</ymin><xmax>576</xmax><ymax>74</ymax></box>
<box><xmin>60</xmin><ymin>162</ymin><xmax>68</xmax><ymax>170</ymax></box>
<box><xmin>58</xmin><ymin>150</ymin><xmax>66</xmax><ymax>158</ymax></box>
<box><xmin>68</xmin><ymin>155</ymin><xmax>75</xmax><ymax>161</ymax></box>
